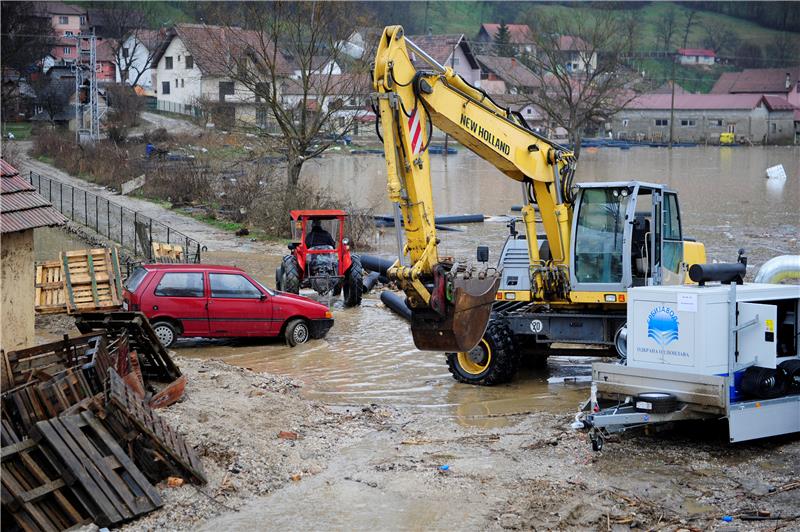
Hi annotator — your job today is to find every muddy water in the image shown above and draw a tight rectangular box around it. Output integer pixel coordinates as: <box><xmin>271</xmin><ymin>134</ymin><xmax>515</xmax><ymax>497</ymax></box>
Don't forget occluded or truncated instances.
<box><xmin>180</xmin><ymin>146</ymin><xmax>798</xmax><ymax>422</ymax></box>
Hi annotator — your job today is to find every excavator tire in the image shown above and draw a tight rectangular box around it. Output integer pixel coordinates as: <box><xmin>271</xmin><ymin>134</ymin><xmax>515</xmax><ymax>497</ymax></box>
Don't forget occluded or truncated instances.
<box><xmin>343</xmin><ymin>255</ymin><xmax>363</xmax><ymax>307</ymax></box>
<box><xmin>281</xmin><ymin>255</ymin><xmax>301</xmax><ymax>294</ymax></box>
<box><xmin>446</xmin><ymin>322</ymin><xmax>520</xmax><ymax>385</ymax></box>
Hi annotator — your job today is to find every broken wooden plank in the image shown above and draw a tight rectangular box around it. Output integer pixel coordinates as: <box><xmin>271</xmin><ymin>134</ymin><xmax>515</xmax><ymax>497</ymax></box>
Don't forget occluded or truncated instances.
<box><xmin>106</xmin><ymin>369</ymin><xmax>205</xmax><ymax>484</ymax></box>
<box><xmin>62</xmin><ymin>248</ymin><xmax>123</xmax><ymax>314</ymax></box>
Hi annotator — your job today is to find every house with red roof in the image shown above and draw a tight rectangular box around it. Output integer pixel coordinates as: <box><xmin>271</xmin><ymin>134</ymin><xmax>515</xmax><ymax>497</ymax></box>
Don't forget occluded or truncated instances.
<box><xmin>676</xmin><ymin>48</ymin><xmax>716</xmax><ymax>66</ymax></box>
<box><xmin>611</xmin><ymin>92</ymin><xmax>796</xmax><ymax>144</ymax></box>
<box><xmin>712</xmin><ymin>67</ymin><xmax>800</xmax><ymax>108</ymax></box>
<box><xmin>476</xmin><ymin>23</ymin><xmax>534</xmax><ymax>55</ymax></box>
<box><xmin>0</xmin><ymin>159</ymin><xmax>66</xmax><ymax>351</ymax></box>
<box><xmin>406</xmin><ymin>34</ymin><xmax>481</xmax><ymax>85</ymax></box>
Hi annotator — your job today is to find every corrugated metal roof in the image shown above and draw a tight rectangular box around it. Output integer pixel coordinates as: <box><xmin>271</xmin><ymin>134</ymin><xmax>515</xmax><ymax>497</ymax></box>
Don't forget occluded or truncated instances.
<box><xmin>711</xmin><ymin>67</ymin><xmax>800</xmax><ymax>94</ymax></box>
<box><xmin>0</xmin><ymin>161</ymin><xmax>66</xmax><ymax>233</ymax></box>
<box><xmin>678</xmin><ymin>48</ymin><xmax>715</xmax><ymax>57</ymax></box>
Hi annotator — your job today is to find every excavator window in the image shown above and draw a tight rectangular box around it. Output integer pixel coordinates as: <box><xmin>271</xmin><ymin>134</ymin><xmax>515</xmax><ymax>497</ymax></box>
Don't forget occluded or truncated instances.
<box><xmin>574</xmin><ymin>189</ymin><xmax>629</xmax><ymax>284</ymax></box>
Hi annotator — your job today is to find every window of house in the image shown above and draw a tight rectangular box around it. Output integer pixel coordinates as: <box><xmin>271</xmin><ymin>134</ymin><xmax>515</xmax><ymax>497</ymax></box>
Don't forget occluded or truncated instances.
<box><xmin>79</xmin><ymin>16</ymin><xmax>86</xmax><ymax>24</ymax></box>
<box><xmin>771</xmin><ymin>122</ymin><xmax>777</xmax><ymax>133</ymax></box>
<box><xmin>622</xmin><ymin>119</ymin><xmax>629</xmax><ymax>127</ymax></box>
<box><xmin>185</xmin><ymin>55</ymin><xmax>193</xmax><ymax>69</ymax></box>
<box><xmin>63</xmin><ymin>47</ymin><xmax>72</xmax><ymax>55</ymax></box>
<box><xmin>162</xmin><ymin>81</ymin><xmax>170</xmax><ymax>95</ymax></box>
<box><xmin>209</xmin><ymin>274</ymin><xmax>262</xmax><ymax>299</ymax></box>
<box><xmin>181</xmin><ymin>79</ymin><xmax>184</xmax><ymax>88</ymax></box>
<box><xmin>218</xmin><ymin>81</ymin><xmax>235</xmax><ymax>101</ymax></box>
<box><xmin>453</xmin><ymin>56</ymin><xmax>460</xmax><ymax>66</ymax></box>
<box><xmin>710</xmin><ymin>119</ymin><xmax>723</xmax><ymax>127</ymax></box>
<box><xmin>122</xmin><ymin>47</ymin><xmax>129</xmax><ymax>58</ymax></box>
<box><xmin>655</xmin><ymin>119</ymin><xmax>669</xmax><ymax>126</ymax></box>
<box><xmin>154</xmin><ymin>272</ymin><xmax>204</xmax><ymax>297</ymax></box>
<box><xmin>680</xmin><ymin>119</ymin><xmax>696</xmax><ymax>127</ymax></box>
<box><xmin>165</xmin><ymin>56</ymin><xmax>173</xmax><ymax>69</ymax></box>
<box><xmin>64</xmin><ymin>31</ymin><xmax>73</xmax><ymax>36</ymax></box>
<box><xmin>254</xmin><ymin>82</ymin><xmax>268</xmax><ymax>103</ymax></box>
<box><xmin>174</xmin><ymin>79</ymin><xmax>178</xmax><ymax>88</ymax></box>
<box><xmin>59</xmin><ymin>16</ymin><xmax>69</xmax><ymax>24</ymax></box>
<box><xmin>256</xmin><ymin>107</ymin><xmax>268</xmax><ymax>128</ymax></box>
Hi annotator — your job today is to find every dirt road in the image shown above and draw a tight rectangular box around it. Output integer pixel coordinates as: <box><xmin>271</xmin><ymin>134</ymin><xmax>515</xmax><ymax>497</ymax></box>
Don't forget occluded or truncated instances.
<box><xmin>139</xmin><ymin>111</ymin><xmax>204</xmax><ymax>135</ymax></box>
<box><xmin>15</xmin><ymin>141</ymin><xmax>281</xmax><ymax>254</ymax></box>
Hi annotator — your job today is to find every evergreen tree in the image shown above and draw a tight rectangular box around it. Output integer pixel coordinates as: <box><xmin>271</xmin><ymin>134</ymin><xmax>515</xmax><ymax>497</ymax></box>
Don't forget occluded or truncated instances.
<box><xmin>494</xmin><ymin>20</ymin><xmax>516</xmax><ymax>57</ymax></box>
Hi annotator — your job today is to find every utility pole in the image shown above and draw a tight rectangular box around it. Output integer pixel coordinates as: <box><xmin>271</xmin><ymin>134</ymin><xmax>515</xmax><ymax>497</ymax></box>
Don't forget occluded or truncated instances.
<box><xmin>443</xmin><ymin>38</ymin><xmax>456</xmax><ymax>155</ymax></box>
<box><xmin>668</xmin><ymin>53</ymin><xmax>676</xmax><ymax>148</ymax></box>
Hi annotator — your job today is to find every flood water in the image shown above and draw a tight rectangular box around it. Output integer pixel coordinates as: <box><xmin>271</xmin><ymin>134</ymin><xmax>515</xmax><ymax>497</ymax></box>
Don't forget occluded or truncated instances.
<box><xmin>178</xmin><ymin>146</ymin><xmax>800</xmax><ymax>424</ymax></box>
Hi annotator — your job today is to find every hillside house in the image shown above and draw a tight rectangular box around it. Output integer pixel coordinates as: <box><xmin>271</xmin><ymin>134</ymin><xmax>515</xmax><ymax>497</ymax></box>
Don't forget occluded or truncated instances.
<box><xmin>476</xmin><ymin>23</ymin><xmax>534</xmax><ymax>55</ymax></box>
<box><xmin>406</xmin><ymin>34</ymin><xmax>481</xmax><ymax>86</ymax></box>
<box><xmin>115</xmin><ymin>30</ymin><xmax>168</xmax><ymax>91</ymax></box>
<box><xmin>0</xmin><ymin>160</ymin><xmax>66</xmax><ymax>352</ymax></box>
<box><xmin>712</xmin><ymin>67</ymin><xmax>800</xmax><ymax>107</ymax></box>
<box><xmin>340</xmin><ymin>27</ymin><xmax>382</xmax><ymax>60</ymax></box>
<box><xmin>476</xmin><ymin>55</ymin><xmax>538</xmax><ymax>94</ymax></box>
<box><xmin>676</xmin><ymin>48</ymin><xmax>716</xmax><ymax>66</ymax></box>
<box><xmin>611</xmin><ymin>93</ymin><xmax>796</xmax><ymax>144</ymax></box>
<box><xmin>557</xmin><ymin>36</ymin><xmax>597</xmax><ymax>74</ymax></box>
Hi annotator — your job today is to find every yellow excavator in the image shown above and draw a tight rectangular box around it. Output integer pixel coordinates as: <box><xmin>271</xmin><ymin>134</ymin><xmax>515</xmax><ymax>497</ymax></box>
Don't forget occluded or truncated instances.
<box><xmin>372</xmin><ymin>26</ymin><xmax>706</xmax><ymax>384</ymax></box>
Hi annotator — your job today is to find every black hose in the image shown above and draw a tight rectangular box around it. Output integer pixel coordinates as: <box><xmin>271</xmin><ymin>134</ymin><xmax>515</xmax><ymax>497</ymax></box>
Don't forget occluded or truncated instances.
<box><xmin>380</xmin><ymin>291</ymin><xmax>411</xmax><ymax>321</ymax></box>
<box><xmin>362</xmin><ymin>271</ymin><xmax>381</xmax><ymax>293</ymax></box>
<box><xmin>361</xmin><ymin>255</ymin><xmax>396</xmax><ymax>275</ymax></box>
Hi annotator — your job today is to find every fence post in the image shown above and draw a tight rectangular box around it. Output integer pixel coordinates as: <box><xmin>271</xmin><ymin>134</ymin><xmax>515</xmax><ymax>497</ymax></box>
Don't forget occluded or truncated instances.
<box><xmin>60</xmin><ymin>182</ymin><xmax>63</xmax><ymax>213</ymax></box>
<box><xmin>166</xmin><ymin>227</ymin><xmax>170</xmax><ymax>245</ymax></box>
<box><xmin>185</xmin><ymin>236</ymin><xmax>189</xmax><ymax>263</ymax></box>
<box><xmin>148</xmin><ymin>219</ymin><xmax>153</xmax><ymax>260</ymax></box>
<box><xmin>71</xmin><ymin>187</ymin><xmax>74</xmax><ymax>219</ymax></box>
<box><xmin>84</xmin><ymin>190</ymin><xmax>88</xmax><ymax>225</ymax></box>
<box><xmin>120</xmin><ymin>206</ymin><xmax>124</xmax><ymax>247</ymax></box>
<box><xmin>48</xmin><ymin>178</ymin><xmax>52</xmax><ymax>202</ymax></box>
<box><xmin>107</xmin><ymin>201</ymin><xmax>110</xmax><ymax>238</ymax></box>
<box><xmin>134</xmin><ymin>212</ymin><xmax>138</xmax><ymax>256</ymax></box>
<box><xmin>95</xmin><ymin>195</ymin><xmax>99</xmax><ymax>231</ymax></box>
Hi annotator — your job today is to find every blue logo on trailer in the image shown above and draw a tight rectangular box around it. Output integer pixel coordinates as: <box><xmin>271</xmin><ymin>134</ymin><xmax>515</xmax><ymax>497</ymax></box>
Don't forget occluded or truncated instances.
<box><xmin>647</xmin><ymin>306</ymin><xmax>679</xmax><ymax>347</ymax></box>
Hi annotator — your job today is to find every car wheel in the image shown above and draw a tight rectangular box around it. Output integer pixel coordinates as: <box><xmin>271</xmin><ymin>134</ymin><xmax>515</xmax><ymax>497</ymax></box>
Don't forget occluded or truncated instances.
<box><xmin>285</xmin><ymin>319</ymin><xmax>310</xmax><ymax>347</ymax></box>
<box><xmin>281</xmin><ymin>255</ymin><xmax>301</xmax><ymax>294</ymax></box>
<box><xmin>343</xmin><ymin>255</ymin><xmax>363</xmax><ymax>307</ymax></box>
<box><xmin>152</xmin><ymin>321</ymin><xmax>178</xmax><ymax>348</ymax></box>
<box><xmin>445</xmin><ymin>322</ymin><xmax>519</xmax><ymax>385</ymax></box>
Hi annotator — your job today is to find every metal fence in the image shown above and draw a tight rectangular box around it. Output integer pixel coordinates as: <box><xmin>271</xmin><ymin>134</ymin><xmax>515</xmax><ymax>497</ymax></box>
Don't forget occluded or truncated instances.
<box><xmin>155</xmin><ymin>99</ymin><xmax>200</xmax><ymax>118</ymax></box>
<box><xmin>29</xmin><ymin>171</ymin><xmax>202</xmax><ymax>264</ymax></box>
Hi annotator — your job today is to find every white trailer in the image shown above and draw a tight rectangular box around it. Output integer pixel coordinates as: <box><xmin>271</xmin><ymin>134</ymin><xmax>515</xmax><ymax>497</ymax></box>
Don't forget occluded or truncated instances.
<box><xmin>578</xmin><ymin>278</ymin><xmax>800</xmax><ymax>450</ymax></box>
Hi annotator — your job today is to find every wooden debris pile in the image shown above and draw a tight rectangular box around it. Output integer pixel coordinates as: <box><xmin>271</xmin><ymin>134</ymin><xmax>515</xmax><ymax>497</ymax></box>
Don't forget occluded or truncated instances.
<box><xmin>1</xmin><ymin>312</ymin><xmax>203</xmax><ymax>531</ymax></box>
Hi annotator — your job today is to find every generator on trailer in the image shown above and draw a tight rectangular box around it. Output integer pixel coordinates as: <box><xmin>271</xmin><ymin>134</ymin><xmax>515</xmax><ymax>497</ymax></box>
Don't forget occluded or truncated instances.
<box><xmin>577</xmin><ymin>256</ymin><xmax>800</xmax><ymax>450</ymax></box>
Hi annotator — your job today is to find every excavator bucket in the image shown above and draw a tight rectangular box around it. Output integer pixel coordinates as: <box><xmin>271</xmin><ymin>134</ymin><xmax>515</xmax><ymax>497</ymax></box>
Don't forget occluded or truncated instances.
<box><xmin>410</xmin><ymin>275</ymin><xmax>501</xmax><ymax>352</ymax></box>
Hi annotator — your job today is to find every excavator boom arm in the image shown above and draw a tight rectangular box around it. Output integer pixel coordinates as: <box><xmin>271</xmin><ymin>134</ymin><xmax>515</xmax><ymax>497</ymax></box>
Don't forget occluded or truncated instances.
<box><xmin>372</xmin><ymin>26</ymin><xmax>576</xmax><ymax>351</ymax></box>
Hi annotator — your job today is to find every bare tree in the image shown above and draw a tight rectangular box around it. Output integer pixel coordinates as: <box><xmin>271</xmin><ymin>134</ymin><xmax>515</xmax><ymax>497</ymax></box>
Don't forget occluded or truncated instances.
<box><xmin>1</xmin><ymin>2</ymin><xmax>55</xmax><ymax>116</ymax></box>
<box><xmin>657</xmin><ymin>6</ymin><xmax>679</xmax><ymax>51</ymax></box>
<box><xmin>702</xmin><ymin>20</ymin><xmax>741</xmax><ymax>57</ymax></box>
<box><xmin>681</xmin><ymin>8</ymin><xmax>699</xmax><ymax>49</ymax></box>
<box><xmin>520</xmin><ymin>12</ymin><xmax>643</xmax><ymax>154</ymax></box>
<box><xmin>94</xmin><ymin>3</ymin><xmax>163</xmax><ymax>87</ymax></box>
<box><xmin>199</xmin><ymin>2</ymin><xmax>372</xmax><ymax>204</ymax></box>
<box><xmin>32</xmin><ymin>77</ymin><xmax>72</xmax><ymax>125</ymax></box>
<box><xmin>766</xmin><ymin>32</ymin><xmax>799</xmax><ymax>65</ymax></box>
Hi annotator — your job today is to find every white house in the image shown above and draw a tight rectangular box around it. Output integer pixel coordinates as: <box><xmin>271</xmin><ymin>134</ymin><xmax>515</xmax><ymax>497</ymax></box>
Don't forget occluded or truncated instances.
<box><xmin>677</xmin><ymin>48</ymin><xmax>716</xmax><ymax>66</ymax></box>
<box><xmin>558</xmin><ymin>36</ymin><xmax>597</xmax><ymax>74</ymax></box>
<box><xmin>115</xmin><ymin>29</ymin><xmax>166</xmax><ymax>91</ymax></box>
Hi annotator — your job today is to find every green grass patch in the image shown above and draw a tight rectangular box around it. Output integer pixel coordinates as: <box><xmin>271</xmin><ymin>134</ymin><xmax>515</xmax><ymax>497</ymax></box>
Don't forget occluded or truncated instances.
<box><xmin>2</xmin><ymin>122</ymin><xmax>33</xmax><ymax>140</ymax></box>
<box><xmin>35</xmin><ymin>154</ymin><xmax>55</xmax><ymax>165</ymax></box>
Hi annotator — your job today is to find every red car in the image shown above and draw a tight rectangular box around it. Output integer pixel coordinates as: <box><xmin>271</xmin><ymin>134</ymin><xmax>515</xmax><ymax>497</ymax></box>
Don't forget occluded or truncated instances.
<box><xmin>122</xmin><ymin>264</ymin><xmax>334</xmax><ymax>348</ymax></box>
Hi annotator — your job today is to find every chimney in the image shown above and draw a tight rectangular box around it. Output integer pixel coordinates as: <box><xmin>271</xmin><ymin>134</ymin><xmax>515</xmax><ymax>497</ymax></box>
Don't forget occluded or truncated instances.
<box><xmin>511</xmin><ymin>58</ymin><xmax>516</xmax><ymax>67</ymax></box>
<box><xmin>786</xmin><ymin>72</ymin><xmax>791</xmax><ymax>90</ymax></box>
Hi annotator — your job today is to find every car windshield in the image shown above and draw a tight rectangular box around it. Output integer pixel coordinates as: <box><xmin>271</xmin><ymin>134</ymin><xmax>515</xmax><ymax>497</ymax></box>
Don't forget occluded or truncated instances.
<box><xmin>254</xmin><ymin>279</ymin><xmax>276</xmax><ymax>296</ymax></box>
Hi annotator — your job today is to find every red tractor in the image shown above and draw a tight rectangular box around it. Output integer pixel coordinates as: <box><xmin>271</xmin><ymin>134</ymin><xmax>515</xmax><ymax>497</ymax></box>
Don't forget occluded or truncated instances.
<box><xmin>276</xmin><ymin>210</ymin><xmax>363</xmax><ymax>307</ymax></box>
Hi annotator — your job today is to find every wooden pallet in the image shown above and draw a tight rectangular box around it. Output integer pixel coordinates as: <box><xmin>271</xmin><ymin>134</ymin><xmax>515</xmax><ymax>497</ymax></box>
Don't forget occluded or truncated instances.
<box><xmin>106</xmin><ymin>369</ymin><xmax>206</xmax><ymax>484</ymax></box>
<box><xmin>32</xmin><ymin>411</ymin><xmax>163</xmax><ymax>527</ymax></box>
<box><xmin>151</xmin><ymin>242</ymin><xmax>184</xmax><ymax>262</ymax></box>
<box><xmin>2</xmin><ymin>334</ymin><xmax>105</xmax><ymax>390</ymax></box>
<box><xmin>2</xmin><ymin>367</ymin><xmax>97</xmax><ymax>439</ymax></box>
<box><xmin>1</xmin><ymin>438</ymin><xmax>94</xmax><ymax>531</ymax></box>
<box><xmin>62</xmin><ymin>248</ymin><xmax>123</xmax><ymax>314</ymax></box>
<box><xmin>75</xmin><ymin>312</ymin><xmax>181</xmax><ymax>382</ymax></box>
<box><xmin>35</xmin><ymin>261</ymin><xmax>66</xmax><ymax>315</ymax></box>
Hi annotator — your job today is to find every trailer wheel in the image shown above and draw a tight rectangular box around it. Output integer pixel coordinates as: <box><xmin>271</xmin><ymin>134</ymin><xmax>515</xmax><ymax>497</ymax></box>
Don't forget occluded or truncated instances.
<box><xmin>446</xmin><ymin>322</ymin><xmax>519</xmax><ymax>385</ymax></box>
<box><xmin>634</xmin><ymin>392</ymin><xmax>678</xmax><ymax>414</ymax></box>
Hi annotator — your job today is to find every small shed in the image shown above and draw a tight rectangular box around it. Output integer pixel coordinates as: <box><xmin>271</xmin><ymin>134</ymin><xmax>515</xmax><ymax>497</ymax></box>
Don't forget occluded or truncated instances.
<box><xmin>1</xmin><ymin>160</ymin><xmax>66</xmax><ymax>351</ymax></box>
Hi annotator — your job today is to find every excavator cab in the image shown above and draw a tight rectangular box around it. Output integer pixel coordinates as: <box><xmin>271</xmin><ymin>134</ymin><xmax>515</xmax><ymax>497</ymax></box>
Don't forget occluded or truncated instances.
<box><xmin>569</xmin><ymin>182</ymin><xmax>691</xmax><ymax>293</ymax></box>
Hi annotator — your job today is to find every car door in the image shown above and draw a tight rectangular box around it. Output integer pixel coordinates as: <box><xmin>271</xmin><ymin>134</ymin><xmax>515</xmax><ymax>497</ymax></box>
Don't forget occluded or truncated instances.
<box><xmin>149</xmin><ymin>271</ymin><xmax>209</xmax><ymax>336</ymax></box>
<box><xmin>207</xmin><ymin>272</ymin><xmax>275</xmax><ymax>337</ymax></box>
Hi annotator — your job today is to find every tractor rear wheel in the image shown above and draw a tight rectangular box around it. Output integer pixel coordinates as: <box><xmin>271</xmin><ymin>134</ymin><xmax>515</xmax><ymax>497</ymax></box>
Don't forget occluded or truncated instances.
<box><xmin>281</xmin><ymin>255</ymin><xmax>301</xmax><ymax>294</ymax></box>
<box><xmin>446</xmin><ymin>322</ymin><xmax>519</xmax><ymax>385</ymax></box>
<box><xmin>275</xmin><ymin>266</ymin><xmax>283</xmax><ymax>291</ymax></box>
<box><xmin>343</xmin><ymin>255</ymin><xmax>363</xmax><ymax>307</ymax></box>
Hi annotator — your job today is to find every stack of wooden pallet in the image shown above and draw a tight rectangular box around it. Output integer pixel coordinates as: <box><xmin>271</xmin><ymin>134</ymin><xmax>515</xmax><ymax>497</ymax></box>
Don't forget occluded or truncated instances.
<box><xmin>34</xmin><ymin>247</ymin><xmax>124</xmax><ymax>315</ymax></box>
<box><xmin>151</xmin><ymin>242</ymin><xmax>184</xmax><ymax>262</ymax></box>
<box><xmin>1</xmin><ymin>314</ymin><xmax>204</xmax><ymax>530</ymax></box>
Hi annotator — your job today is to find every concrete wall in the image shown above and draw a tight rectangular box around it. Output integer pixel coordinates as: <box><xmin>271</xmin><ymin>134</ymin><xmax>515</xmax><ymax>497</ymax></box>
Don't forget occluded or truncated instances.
<box><xmin>611</xmin><ymin>107</ymin><xmax>795</xmax><ymax>144</ymax></box>
<box><xmin>1</xmin><ymin>229</ymin><xmax>35</xmax><ymax>352</ymax></box>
